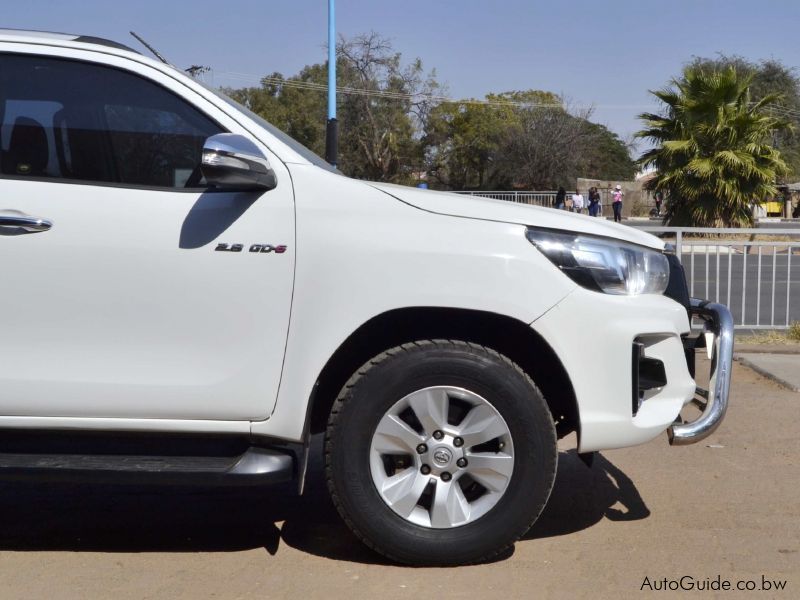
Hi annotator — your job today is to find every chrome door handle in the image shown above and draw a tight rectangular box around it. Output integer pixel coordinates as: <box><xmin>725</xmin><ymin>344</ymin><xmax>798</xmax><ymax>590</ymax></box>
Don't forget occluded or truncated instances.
<box><xmin>0</xmin><ymin>214</ymin><xmax>53</xmax><ymax>232</ymax></box>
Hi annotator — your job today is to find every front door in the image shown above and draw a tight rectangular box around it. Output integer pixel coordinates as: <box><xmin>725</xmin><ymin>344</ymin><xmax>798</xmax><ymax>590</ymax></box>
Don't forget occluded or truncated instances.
<box><xmin>0</xmin><ymin>51</ymin><xmax>294</xmax><ymax>421</ymax></box>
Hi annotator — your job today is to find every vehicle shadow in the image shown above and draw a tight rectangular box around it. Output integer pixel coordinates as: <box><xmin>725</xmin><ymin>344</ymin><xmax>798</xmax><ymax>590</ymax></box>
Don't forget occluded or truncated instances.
<box><xmin>178</xmin><ymin>191</ymin><xmax>260</xmax><ymax>249</ymax></box>
<box><xmin>522</xmin><ymin>450</ymin><xmax>650</xmax><ymax>540</ymax></box>
<box><xmin>0</xmin><ymin>448</ymin><xmax>648</xmax><ymax>564</ymax></box>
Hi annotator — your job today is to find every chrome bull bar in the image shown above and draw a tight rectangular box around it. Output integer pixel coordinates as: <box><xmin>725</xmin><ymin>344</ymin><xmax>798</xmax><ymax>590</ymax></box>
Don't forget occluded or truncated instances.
<box><xmin>668</xmin><ymin>298</ymin><xmax>734</xmax><ymax>445</ymax></box>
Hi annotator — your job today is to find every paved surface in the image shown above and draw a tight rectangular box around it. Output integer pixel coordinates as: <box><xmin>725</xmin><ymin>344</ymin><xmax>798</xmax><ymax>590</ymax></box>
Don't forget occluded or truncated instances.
<box><xmin>735</xmin><ymin>343</ymin><xmax>800</xmax><ymax>354</ymax></box>
<box><xmin>736</xmin><ymin>353</ymin><xmax>800</xmax><ymax>392</ymax></box>
<box><xmin>627</xmin><ymin>218</ymin><xmax>800</xmax><ymax>231</ymax></box>
<box><xmin>0</xmin><ymin>361</ymin><xmax>797</xmax><ymax>599</ymax></box>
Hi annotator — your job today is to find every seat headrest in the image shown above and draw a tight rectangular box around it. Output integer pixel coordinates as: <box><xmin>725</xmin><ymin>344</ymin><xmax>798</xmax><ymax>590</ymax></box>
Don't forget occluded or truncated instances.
<box><xmin>1</xmin><ymin>116</ymin><xmax>49</xmax><ymax>176</ymax></box>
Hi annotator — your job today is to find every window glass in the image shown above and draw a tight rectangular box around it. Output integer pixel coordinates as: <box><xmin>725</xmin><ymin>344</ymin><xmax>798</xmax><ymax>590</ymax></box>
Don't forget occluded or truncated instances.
<box><xmin>1</xmin><ymin>100</ymin><xmax>63</xmax><ymax>177</ymax></box>
<box><xmin>0</xmin><ymin>54</ymin><xmax>224</xmax><ymax>188</ymax></box>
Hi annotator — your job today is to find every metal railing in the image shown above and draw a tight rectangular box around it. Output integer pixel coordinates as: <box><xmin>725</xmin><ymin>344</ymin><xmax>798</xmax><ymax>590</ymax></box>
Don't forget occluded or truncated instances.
<box><xmin>452</xmin><ymin>189</ymin><xmax>621</xmax><ymax>216</ymax></box>
<box><xmin>641</xmin><ymin>227</ymin><xmax>800</xmax><ymax>330</ymax></box>
<box><xmin>451</xmin><ymin>190</ymin><xmax>569</xmax><ymax>207</ymax></box>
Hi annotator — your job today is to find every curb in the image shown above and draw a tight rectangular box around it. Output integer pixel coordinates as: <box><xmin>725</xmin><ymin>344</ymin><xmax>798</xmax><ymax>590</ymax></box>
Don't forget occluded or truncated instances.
<box><xmin>733</xmin><ymin>344</ymin><xmax>800</xmax><ymax>355</ymax></box>
<box><xmin>734</xmin><ymin>354</ymin><xmax>800</xmax><ymax>392</ymax></box>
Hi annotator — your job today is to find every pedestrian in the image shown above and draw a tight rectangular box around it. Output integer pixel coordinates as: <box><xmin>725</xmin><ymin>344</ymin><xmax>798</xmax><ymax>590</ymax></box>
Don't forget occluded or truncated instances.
<box><xmin>555</xmin><ymin>186</ymin><xmax>566</xmax><ymax>210</ymax></box>
<box><xmin>654</xmin><ymin>190</ymin><xmax>663</xmax><ymax>216</ymax></box>
<box><xmin>571</xmin><ymin>189</ymin><xmax>584</xmax><ymax>214</ymax></box>
<box><xmin>612</xmin><ymin>184</ymin><xmax>624</xmax><ymax>223</ymax></box>
<box><xmin>588</xmin><ymin>186</ymin><xmax>600</xmax><ymax>217</ymax></box>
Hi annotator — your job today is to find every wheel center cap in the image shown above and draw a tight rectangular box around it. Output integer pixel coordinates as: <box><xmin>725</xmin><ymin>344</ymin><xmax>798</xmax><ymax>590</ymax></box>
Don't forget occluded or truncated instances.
<box><xmin>432</xmin><ymin>447</ymin><xmax>453</xmax><ymax>467</ymax></box>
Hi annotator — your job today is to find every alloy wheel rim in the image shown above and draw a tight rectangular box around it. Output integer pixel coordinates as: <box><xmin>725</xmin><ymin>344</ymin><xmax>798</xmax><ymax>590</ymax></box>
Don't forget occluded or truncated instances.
<box><xmin>369</xmin><ymin>386</ymin><xmax>515</xmax><ymax>529</ymax></box>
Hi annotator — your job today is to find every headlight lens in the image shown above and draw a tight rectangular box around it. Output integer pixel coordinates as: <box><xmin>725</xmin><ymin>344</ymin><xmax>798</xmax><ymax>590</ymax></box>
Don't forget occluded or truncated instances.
<box><xmin>526</xmin><ymin>228</ymin><xmax>670</xmax><ymax>295</ymax></box>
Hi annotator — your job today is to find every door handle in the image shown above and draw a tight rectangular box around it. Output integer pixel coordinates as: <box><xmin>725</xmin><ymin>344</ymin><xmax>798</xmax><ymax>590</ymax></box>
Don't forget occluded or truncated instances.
<box><xmin>0</xmin><ymin>214</ymin><xmax>53</xmax><ymax>233</ymax></box>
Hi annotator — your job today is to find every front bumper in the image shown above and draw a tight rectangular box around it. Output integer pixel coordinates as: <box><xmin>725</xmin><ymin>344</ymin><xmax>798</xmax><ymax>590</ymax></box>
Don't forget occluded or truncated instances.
<box><xmin>668</xmin><ymin>298</ymin><xmax>734</xmax><ymax>445</ymax></box>
<box><xmin>531</xmin><ymin>285</ymin><xmax>733</xmax><ymax>453</ymax></box>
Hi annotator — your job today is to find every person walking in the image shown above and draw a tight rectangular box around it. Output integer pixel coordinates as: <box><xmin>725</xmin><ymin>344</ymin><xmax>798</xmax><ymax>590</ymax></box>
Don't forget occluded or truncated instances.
<box><xmin>588</xmin><ymin>186</ymin><xmax>600</xmax><ymax>217</ymax></box>
<box><xmin>597</xmin><ymin>188</ymin><xmax>604</xmax><ymax>218</ymax></box>
<box><xmin>654</xmin><ymin>190</ymin><xmax>663</xmax><ymax>216</ymax></box>
<box><xmin>612</xmin><ymin>184</ymin><xmax>624</xmax><ymax>223</ymax></box>
<box><xmin>571</xmin><ymin>189</ymin><xmax>584</xmax><ymax>214</ymax></box>
<box><xmin>555</xmin><ymin>186</ymin><xmax>566</xmax><ymax>210</ymax></box>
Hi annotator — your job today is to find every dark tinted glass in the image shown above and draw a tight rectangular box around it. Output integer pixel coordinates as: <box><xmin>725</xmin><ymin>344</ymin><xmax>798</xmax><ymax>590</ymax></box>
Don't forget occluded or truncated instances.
<box><xmin>0</xmin><ymin>54</ymin><xmax>224</xmax><ymax>188</ymax></box>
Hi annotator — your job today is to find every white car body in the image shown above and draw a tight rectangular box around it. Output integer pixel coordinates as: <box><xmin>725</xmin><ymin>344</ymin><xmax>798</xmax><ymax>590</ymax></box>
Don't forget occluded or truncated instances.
<box><xmin>0</xmin><ymin>31</ymin><xmax>725</xmax><ymax>457</ymax></box>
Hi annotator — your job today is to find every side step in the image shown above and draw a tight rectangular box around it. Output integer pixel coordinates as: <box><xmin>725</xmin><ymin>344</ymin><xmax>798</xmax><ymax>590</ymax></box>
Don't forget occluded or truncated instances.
<box><xmin>0</xmin><ymin>446</ymin><xmax>295</xmax><ymax>486</ymax></box>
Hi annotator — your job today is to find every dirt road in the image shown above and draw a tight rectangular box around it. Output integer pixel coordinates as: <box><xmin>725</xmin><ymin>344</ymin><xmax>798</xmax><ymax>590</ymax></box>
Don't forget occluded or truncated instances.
<box><xmin>0</xmin><ymin>362</ymin><xmax>797</xmax><ymax>599</ymax></box>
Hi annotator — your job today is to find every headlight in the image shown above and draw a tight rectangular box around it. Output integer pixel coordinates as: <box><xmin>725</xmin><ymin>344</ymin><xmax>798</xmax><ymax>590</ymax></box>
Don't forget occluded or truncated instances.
<box><xmin>525</xmin><ymin>228</ymin><xmax>670</xmax><ymax>295</ymax></box>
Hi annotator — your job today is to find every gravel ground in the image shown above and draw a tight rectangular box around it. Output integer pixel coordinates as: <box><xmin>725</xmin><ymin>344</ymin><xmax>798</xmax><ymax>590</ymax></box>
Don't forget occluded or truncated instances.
<box><xmin>0</xmin><ymin>361</ymin><xmax>797</xmax><ymax>599</ymax></box>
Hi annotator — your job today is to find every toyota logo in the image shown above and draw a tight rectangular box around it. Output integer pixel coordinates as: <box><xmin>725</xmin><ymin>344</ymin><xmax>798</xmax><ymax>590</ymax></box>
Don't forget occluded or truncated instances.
<box><xmin>433</xmin><ymin>448</ymin><xmax>452</xmax><ymax>466</ymax></box>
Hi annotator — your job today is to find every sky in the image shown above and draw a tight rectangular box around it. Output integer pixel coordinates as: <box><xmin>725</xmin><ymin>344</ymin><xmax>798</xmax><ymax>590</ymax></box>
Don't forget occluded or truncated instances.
<box><xmin>6</xmin><ymin>0</ymin><xmax>800</xmax><ymax>152</ymax></box>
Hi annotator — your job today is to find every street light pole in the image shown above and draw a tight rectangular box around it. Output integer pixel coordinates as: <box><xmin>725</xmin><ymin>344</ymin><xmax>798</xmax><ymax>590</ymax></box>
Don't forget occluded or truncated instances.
<box><xmin>325</xmin><ymin>0</ymin><xmax>338</xmax><ymax>167</ymax></box>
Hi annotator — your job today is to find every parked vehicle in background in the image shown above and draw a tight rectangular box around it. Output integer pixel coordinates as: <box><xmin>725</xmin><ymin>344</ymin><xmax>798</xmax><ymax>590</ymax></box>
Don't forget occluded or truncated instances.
<box><xmin>0</xmin><ymin>30</ymin><xmax>733</xmax><ymax>566</ymax></box>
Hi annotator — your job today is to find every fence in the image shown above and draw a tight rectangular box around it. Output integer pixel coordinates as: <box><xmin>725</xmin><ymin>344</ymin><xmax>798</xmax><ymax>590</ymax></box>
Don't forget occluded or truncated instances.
<box><xmin>451</xmin><ymin>190</ymin><xmax>636</xmax><ymax>218</ymax></box>
<box><xmin>640</xmin><ymin>227</ymin><xmax>800</xmax><ymax>330</ymax></box>
<box><xmin>450</xmin><ymin>190</ymin><xmax>564</xmax><ymax>208</ymax></box>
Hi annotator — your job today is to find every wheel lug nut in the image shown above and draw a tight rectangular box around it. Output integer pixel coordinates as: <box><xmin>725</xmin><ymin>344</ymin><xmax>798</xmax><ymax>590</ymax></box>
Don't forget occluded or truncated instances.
<box><xmin>453</xmin><ymin>437</ymin><xmax>464</xmax><ymax>447</ymax></box>
<box><xmin>416</xmin><ymin>443</ymin><xmax>428</xmax><ymax>454</ymax></box>
<box><xmin>440</xmin><ymin>471</ymin><xmax>452</xmax><ymax>482</ymax></box>
<box><xmin>432</xmin><ymin>430</ymin><xmax>444</xmax><ymax>440</ymax></box>
<box><xmin>420</xmin><ymin>464</ymin><xmax>431</xmax><ymax>475</ymax></box>
<box><xmin>456</xmin><ymin>458</ymin><xmax>468</xmax><ymax>468</ymax></box>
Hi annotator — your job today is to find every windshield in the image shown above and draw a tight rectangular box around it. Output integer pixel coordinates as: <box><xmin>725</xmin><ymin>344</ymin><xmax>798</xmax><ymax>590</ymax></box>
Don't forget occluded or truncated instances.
<box><xmin>200</xmin><ymin>82</ymin><xmax>340</xmax><ymax>174</ymax></box>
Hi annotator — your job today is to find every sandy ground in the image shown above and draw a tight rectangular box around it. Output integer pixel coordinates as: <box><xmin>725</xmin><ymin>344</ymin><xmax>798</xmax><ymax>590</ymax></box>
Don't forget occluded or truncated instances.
<box><xmin>0</xmin><ymin>361</ymin><xmax>797</xmax><ymax>599</ymax></box>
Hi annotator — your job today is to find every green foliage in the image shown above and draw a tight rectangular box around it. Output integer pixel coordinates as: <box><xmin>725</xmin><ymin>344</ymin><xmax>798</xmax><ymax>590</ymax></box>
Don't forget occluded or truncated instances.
<box><xmin>225</xmin><ymin>66</ymin><xmax>329</xmax><ymax>157</ymax></box>
<box><xmin>423</xmin><ymin>95</ymin><xmax>520</xmax><ymax>189</ymax></box>
<box><xmin>224</xmin><ymin>34</ymin><xmax>433</xmax><ymax>184</ymax></box>
<box><xmin>689</xmin><ymin>56</ymin><xmax>800</xmax><ymax>180</ymax></box>
<box><xmin>222</xmin><ymin>33</ymin><xmax>634</xmax><ymax>188</ymax></box>
<box><xmin>424</xmin><ymin>91</ymin><xmax>635</xmax><ymax>190</ymax></box>
<box><xmin>637</xmin><ymin>65</ymin><xmax>790</xmax><ymax>227</ymax></box>
<box><xmin>582</xmin><ymin>122</ymin><xmax>637</xmax><ymax>181</ymax></box>
<box><xmin>789</xmin><ymin>321</ymin><xmax>800</xmax><ymax>342</ymax></box>
<box><xmin>334</xmin><ymin>33</ymin><xmax>434</xmax><ymax>183</ymax></box>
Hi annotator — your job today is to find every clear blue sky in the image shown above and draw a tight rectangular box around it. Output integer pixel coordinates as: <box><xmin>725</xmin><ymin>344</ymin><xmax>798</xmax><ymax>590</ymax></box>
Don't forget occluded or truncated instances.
<box><xmin>6</xmin><ymin>0</ymin><xmax>800</xmax><ymax>150</ymax></box>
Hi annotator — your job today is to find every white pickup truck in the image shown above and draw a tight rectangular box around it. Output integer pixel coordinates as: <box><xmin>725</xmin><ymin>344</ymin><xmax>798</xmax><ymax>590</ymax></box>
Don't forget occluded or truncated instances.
<box><xmin>0</xmin><ymin>30</ymin><xmax>733</xmax><ymax>566</ymax></box>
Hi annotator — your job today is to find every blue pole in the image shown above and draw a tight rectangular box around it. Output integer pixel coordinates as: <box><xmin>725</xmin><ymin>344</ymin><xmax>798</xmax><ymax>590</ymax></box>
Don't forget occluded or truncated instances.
<box><xmin>327</xmin><ymin>0</ymin><xmax>336</xmax><ymax>121</ymax></box>
<box><xmin>325</xmin><ymin>0</ymin><xmax>338</xmax><ymax>166</ymax></box>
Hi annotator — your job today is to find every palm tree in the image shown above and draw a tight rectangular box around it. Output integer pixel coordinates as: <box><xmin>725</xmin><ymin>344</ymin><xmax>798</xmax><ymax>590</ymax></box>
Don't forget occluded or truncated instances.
<box><xmin>637</xmin><ymin>66</ymin><xmax>790</xmax><ymax>227</ymax></box>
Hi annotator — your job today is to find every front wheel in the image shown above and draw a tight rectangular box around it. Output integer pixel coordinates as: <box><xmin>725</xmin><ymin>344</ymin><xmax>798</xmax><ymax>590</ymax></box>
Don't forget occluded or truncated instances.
<box><xmin>325</xmin><ymin>340</ymin><xmax>557</xmax><ymax>565</ymax></box>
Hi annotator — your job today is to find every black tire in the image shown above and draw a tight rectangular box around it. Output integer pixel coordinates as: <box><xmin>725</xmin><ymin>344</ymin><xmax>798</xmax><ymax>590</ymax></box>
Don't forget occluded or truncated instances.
<box><xmin>325</xmin><ymin>339</ymin><xmax>557</xmax><ymax>566</ymax></box>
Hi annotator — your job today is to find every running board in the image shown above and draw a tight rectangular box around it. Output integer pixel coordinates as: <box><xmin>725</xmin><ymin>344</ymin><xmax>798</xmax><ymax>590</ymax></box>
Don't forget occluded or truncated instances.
<box><xmin>0</xmin><ymin>446</ymin><xmax>295</xmax><ymax>485</ymax></box>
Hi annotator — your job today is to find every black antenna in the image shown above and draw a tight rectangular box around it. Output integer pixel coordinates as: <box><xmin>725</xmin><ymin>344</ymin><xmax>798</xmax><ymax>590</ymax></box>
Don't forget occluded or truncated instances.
<box><xmin>129</xmin><ymin>31</ymin><xmax>171</xmax><ymax>65</ymax></box>
<box><xmin>185</xmin><ymin>65</ymin><xmax>211</xmax><ymax>79</ymax></box>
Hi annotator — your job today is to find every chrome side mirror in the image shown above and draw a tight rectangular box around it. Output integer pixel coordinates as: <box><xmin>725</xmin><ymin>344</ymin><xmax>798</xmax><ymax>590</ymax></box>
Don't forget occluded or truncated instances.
<box><xmin>201</xmin><ymin>133</ymin><xmax>277</xmax><ymax>191</ymax></box>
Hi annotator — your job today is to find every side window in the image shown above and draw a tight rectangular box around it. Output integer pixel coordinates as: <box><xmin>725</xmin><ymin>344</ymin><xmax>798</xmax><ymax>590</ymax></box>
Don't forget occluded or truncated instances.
<box><xmin>0</xmin><ymin>53</ymin><xmax>225</xmax><ymax>188</ymax></box>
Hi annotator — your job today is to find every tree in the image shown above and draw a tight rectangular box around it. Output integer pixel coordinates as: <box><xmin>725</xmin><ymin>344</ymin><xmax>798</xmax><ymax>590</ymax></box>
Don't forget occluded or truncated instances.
<box><xmin>581</xmin><ymin>122</ymin><xmax>638</xmax><ymax>181</ymax></box>
<box><xmin>499</xmin><ymin>91</ymin><xmax>598</xmax><ymax>189</ymax></box>
<box><xmin>223</xmin><ymin>67</ymin><xmax>327</xmax><ymax>156</ymax></box>
<box><xmin>423</xmin><ymin>96</ymin><xmax>518</xmax><ymax>189</ymax></box>
<box><xmin>335</xmin><ymin>33</ymin><xmax>436</xmax><ymax>182</ymax></box>
<box><xmin>223</xmin><ymin>33</ymin><xmax>437</xmax><ymax>184</ymax></box>
<box><xmin>637</xmin><ymin>65</ymin><xmax>790</xmax><ymax>227</ymax></box>
<box><xmin>221</xmin><ymin>33</ymin><xmax>635</xmax><ymax>189</ymax></box>
<box><xmin>424</xmin><ymin>91</ymin><xmax>636</xmax><ymax>190</ymax></box>
<box><xmin>688</xmin><ymin>55</ymin><xmax>800</xmax><ymax>180</ymax></box>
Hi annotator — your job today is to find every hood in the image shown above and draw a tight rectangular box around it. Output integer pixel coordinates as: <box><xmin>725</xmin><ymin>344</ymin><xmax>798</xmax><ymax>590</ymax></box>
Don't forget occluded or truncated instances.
<box><xmin>369</xmin><ymin>183</ymin><xmax>664</xmax><ymax>250</ymax></box>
